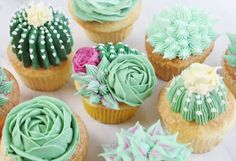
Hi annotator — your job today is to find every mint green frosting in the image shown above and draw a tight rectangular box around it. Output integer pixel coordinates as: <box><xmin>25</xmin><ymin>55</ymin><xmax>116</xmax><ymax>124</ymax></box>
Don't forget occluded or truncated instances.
<box><xmin>107</xmin><ymin>55</ymin><xmax>157</xmax><ymax>107</ymax></box>
<box><xmin>3</xmin><ymin>96</ymin><xmax>79</xmax><ymax>161</ymax></box>
<box><xmin>0</xmin><ymin>68</ymin><xmax>14</xmax><ymax>106</ymax></box>
<box><xmin>10</xmin><ymin>5</ymin><xmax>73</xmax><ymax>69</ymax></box>
<box><xmin>224</xmin><ymin>34</ymin><xmax>236</xmax><ymax>67</ymax></box>
<box><xmin>72</xmin><ymin>0</ymin><xmax>138</xmax><ymax>22</ymax></box>
<box><xmin>146</xmin><ymin>6</ymin><xmax>218</xmax><ymax>60</ymax></box>
<box><xmin>167</xmin><ymin>76</ymin><xmax>227</xmax><ymax>125</ymax></box>
<box><xmin>100</xmin><ymin>121</ymin><xmax>191</xmax><ymax>161</ymax></box>
<box><xmin>72</xmin><ymin>57</ymin><xmax>119</xmax><ymax>109</ymax></box>
<box><xmin>96</xmin><ymin>42</ymin><xmax>141</xmax><ymax>62</ymax></box>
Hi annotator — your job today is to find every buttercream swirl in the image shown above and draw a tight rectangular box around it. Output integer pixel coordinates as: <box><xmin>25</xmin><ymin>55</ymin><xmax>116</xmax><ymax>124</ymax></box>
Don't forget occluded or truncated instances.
<box><xmin>10</xmin><ymin>3</ymin><xmax>73</xmax><ymax>69</ymax></box>
<box><xmin>100</xmin><ymin>121</ymin><xmax>191</xmax><ymax>161</ymax></box>
<box><xmin>0</xmin><ymin>68</ymin><xmax>14</xmax><ymax>106</ymax></box>
<box><xmin>72</xmin><ymin>0</ymin><xmax>138</xmax><ymax>23</ymax></box>
<box><xmin>146</xmin><ymin>6</ymin><xmax>218</xmax><ymax>60</ymax></box>
<box><xmin>107</xmin><ymin>55</ymin><xmax>157</xmax><ymax>107</ymax></box>
<box><xmin>167</xmin><ymin>64</ymin><xmax>227</xmax><ymax>125</ymax></box>
<box><xmin>3</xmin><ymin>96</ymin><xmax>79</xmax><ymax>161</ymax></box>
<box><xmin>224</xmin><ymin>34</ymin><xmax>236</xmax><ymax>67</ymax></box>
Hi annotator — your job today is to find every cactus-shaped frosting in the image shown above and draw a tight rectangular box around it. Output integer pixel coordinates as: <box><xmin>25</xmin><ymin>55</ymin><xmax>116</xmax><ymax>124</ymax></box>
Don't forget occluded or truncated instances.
<box><xmin>0</xmin><ymin>68</ymin><xmax>14</xmax><ymax>106</ymax></box>
<box><xmin>100</xmin><ymin>121</ymin><xmax>191</xmax><ymax>161</ymax></box>
<box><xmin>146</xmin><ymin>6</ymin><xmax>218</xmax><ymax>60</ymax></box>
<box><xmin>10</xmin><ymin>3</ymin><xmax>73</xmax><ymax>69</ymax></box>
<box><xmin>167</xmin><ymin>63</ymin><xmax>227</xmax><ymax>125</ymax></box>
<box><xmin>224</xmin><ymin>34</ymin><xmax>236</xmax><ymax>67</ymax></box>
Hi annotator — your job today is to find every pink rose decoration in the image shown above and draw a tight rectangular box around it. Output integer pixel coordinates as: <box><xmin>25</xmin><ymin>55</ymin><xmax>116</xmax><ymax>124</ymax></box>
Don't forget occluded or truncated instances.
<box><xmin>73</xmin><ymin>47</ymin><xmax>100</xmax><ymax>73</ymax></box>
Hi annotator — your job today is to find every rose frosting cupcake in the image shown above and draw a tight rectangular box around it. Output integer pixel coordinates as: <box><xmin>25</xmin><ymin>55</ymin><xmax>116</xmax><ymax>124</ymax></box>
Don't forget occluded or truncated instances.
<box><xmin>146</xmin><ymin>6</ymin><xmax>218</xmax><ymax>81</ymax></box>
<box><xmin>100</xmin><ymin>121</ymin><xmax>192</xmax><ymax>161</ymax></box>
<box><xmin>223</xmin><ymin>34</ymin><xmax>236</xmax><ymax>97</ymax></box>
<box><xmin>8</xmin><ymin>2</ymin><xmax>73</xmax><ymax>91</ymax></box>
<box><xmin>68</xmin><ymin>0</ymin><xmax>141</xmax><ymax>43</ymax></box>
<box><xmin>0</xmin><ymin>68</ymin><xmax>20</xmax><ymax>137</ymax></box>
<box><xmin>1</xmin><ymin>96</ymin><xmax>88</xmax><ymax>161</ymax></box>
<box><xmin>157</xmin><ymin>63</ymin><xmax>236</xmax><ymax>153</ymax></box>
<box><xmin>72</xmin><ymin>42</ymin><xmax>157</xmax><ymax>124</ymax></box>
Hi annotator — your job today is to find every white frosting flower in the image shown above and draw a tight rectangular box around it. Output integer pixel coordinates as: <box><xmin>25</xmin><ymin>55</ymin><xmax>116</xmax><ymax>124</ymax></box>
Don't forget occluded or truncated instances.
<box><xmin>182</xmin><ymin>63</ymin><xmax>219</xmax><ymax>95</ymax></box>
<box><xmin>27</xmin><ymin>3</ymin><xmax>53</xmax><ymax>27</ymax></box>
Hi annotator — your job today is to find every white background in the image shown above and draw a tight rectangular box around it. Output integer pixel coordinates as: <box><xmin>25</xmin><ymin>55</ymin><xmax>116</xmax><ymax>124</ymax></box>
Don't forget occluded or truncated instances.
<box><xmin>0</xmin><ymin>0</ymin><xmax>236</xmax><ymax>161</ymax></box>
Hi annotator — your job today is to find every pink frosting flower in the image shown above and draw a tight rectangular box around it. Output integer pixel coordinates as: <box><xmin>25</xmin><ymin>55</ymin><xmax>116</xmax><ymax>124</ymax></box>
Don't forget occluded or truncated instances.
<box><xmin>73</xmin><ymin>47</ymin><xmax>100</xmax><ymax>73</ymax></box>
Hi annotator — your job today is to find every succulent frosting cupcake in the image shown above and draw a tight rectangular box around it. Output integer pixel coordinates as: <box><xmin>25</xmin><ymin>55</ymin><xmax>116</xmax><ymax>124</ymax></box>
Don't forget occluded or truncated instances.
<box><xmin>100</xmin><ymin>121</ymin><xmax>192</xmax><ymax>161</ymax></box>
<box><xmin>223</xmin><ymin>34</ymin><xmax>236</xmax><ymax>97</ymax></box>
<box><xmin>68</xmin><ymin>0</ymin><xmax>141</xmax><ymax>43</ymax></box>
<box><xmin>157</xmin><ymin>63</ymin><xmax>236</xmax><ymax>153</ymax></box>
<box><xmin>1</xmin><ymin>96</ymin><xmax>88</xmax><ymax>161</ymax></box>
<box><xmin>146</xmin><ymin>6</ymin><xmax>218</xmax><ymax>81</ymax></box>
<box><xmin>0</xmin><ymin>68</ymin><xmax>20</xmax><ymax>137</ymax></box>
<box><xmin>8</xmin><ymin>2</ymin><xmax>73</xmax><ymax>91</ymax></box>
<box><xmin>72</xmin><ymin>42</ymin><xmax>157</xmax><ymax>124</ymax></box>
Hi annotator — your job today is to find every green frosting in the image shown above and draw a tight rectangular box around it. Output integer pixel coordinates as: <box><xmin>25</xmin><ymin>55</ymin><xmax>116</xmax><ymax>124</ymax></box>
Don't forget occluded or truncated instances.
<box><xmin>10</xmin><ymin>5</ymin><xmax>73</xmax><ymax>69</ymax></box>
<box><xmin>107</xmin><ymin>55</ymin><xmax>157</xmax><ymax>107</ymax></box>
<box><xmin>72</xmin><ymin>0</ymin><xmax>138</xmax><ymax>23</ymax></box>
<box><xmin>0</xmin><ymin>68</ymin><xmax>14</xmax><ymax>107</ymax></box>
<box><xmin>224</xmin><ymin>34</ymin><xmax>236</xmax><ymax>67</ymax></box>
<box><xmin>96</xmin><ymin>42</ymin><xmax>141</xmax><ymax>62</ymax></box>
<box><xmin>3</xmin><ymin>96</ymin><xmax>79</xmax><ymax>161</ymax></box>
<box><xmin>167</xmin><ymin>76</ymin><xmax>227</xmax><ymax>125</ymax></box>
<box><xmin>72</xmin><ymin>57</ymin><xmax>119</xmax><ymax>109</ymax></box>
<box><xmin>100</xmin><ymin>121</ymin><xmax>191</xmax><ymax>161</ymax></box>
<box><xmin>146</xmin><ymin>6</ymin><xmax>218</xmax><ymax>60</ymax></box>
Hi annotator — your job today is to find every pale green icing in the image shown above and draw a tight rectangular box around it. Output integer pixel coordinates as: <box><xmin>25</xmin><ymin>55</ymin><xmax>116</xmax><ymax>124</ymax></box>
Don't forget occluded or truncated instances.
<box><xmin>72</xmin><ymin>56</ymin><xmax>119</xmax><ymax>109</ymax></box>
<box><xmin>167</xmin><ymin>76</ymin><xmax>227</xmax><ymax>125</ymax></box>
<box><xmin>0</xmin><ymin>68</ymin><xmax>14</xmax><ymax>106</ymax></box>
<box><xmin>224</xmin><ymin>34</ymin><xmax>236</xmax><ymax>67</ymax></box>
<box><xmin>100</xmin><ymin>121</ymin><xmax>192</xmax><ymax>161</ymax></box>
<box><xmin>72</xmin><ymin>0</ymin><xmax>138</xmax><ymax>23</ymax></box>
<box><xmin>107</xmin><ymin>55</ymin><xmax>157</xmax><ymax>107</ymax></box>
<box><xmin>146</xmin><ymin>6</ymin><xmax>218</xmax><ymax>60</ymax></box>
<box><xmin>3</xmin><ymin>96</ymin><xmax>79</xmax><ymax>161</ymax></box>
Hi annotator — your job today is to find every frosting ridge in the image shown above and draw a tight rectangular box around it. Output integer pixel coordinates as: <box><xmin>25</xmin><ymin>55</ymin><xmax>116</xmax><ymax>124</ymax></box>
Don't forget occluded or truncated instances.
<box><xmin>224</xmin><ymin>34</ymin><xmax>236</xmax><ymax>67</ymax></box>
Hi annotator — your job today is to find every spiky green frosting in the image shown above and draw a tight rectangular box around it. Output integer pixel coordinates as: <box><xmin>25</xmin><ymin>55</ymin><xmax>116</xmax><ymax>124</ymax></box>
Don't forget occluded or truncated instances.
<box><xmin>10</xmin><ymin>4</ymin><xmax>73</xmax><ymax>69</ymax></box>
<box><xmin>224</xmin><ymin>34</ymin><xmax>236</xmax><ymax>67</ymax></box>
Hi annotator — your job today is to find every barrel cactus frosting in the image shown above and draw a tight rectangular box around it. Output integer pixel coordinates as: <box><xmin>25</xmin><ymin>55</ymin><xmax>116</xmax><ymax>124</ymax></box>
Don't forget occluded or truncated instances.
<box><xmin>100</xmin><ymin>121</ymin><xmax>191</xmax><ymax>161</ymax></box>
<box><xmin>167</xmin><ymin>63</ymin><xmax>227</xmax><ymax>125</ymax></box>
<box><xmin>146</xmin><ymin>6</ymin><xmax>218</xmax><ymax>60</ymax></box>
<box><xmin>0</xmin><ymin>68</ymin><xmax>14</xmax><ymax>106</ymax></box>
<box><xmin>3</xmin><ymin>96</ymin><xmax>79</xmax><ymax>161</ymax></box>
<box><xmin>72</xmin><ymin>0</ymin><xmax>138</xmax><ymax>23</ymax></box>
<box><xmin>224</xmin><ymin>34</ymin><xmax>236</xmax><ymax>67</ymax></box>
<box><xmin>10</xmin><ymin>2</ymin><xmax>73</xmax><ymax>69</ymax></box>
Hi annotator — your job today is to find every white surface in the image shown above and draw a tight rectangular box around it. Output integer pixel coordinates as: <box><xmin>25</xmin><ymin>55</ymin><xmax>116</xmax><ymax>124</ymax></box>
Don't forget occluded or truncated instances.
<box><xmin>0</xmin><ymin>0</ymin><xmax>236</xmax><ymax>161</ymax></box>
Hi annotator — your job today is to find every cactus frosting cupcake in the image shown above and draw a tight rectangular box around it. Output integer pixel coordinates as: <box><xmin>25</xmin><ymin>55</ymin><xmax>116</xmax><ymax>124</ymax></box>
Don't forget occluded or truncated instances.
<box><xmin>146</xmin><ymin>6</ymin><xmax>217</xmax><ymax>81</ymax></box>
<box><xmin>8</xmin><ymin>2</ymin><xmax>73</xmax><ymax>91</ymax></box>
<box><xmin>68</xmin><ymin>0</ymin><xmax>141</xmax><ymax>43</ymax></box>
<box><xmin>223</xmin><ymin>34</ymin><xmax>236</xmax><ymax>97</ymax></box>
<box><xmin>72</xmin><ymin>43</ymin><xmax>157</xmax><ymax>124</ymax></box>
<box><xmin>158</xmin><ymin>63</ymin><xmax>236</xmax><ymax>153</ymax></box>
<box><xmin>0</xmin><ymin>68</ymin><xmax>20</xmax><ymax>137</ymax></box>
<box><xmin>1</xmin><ymin>96</ymin><xmax>88</xmax><ymax>161</ymax></box>
<box><xmin>100</xmin><ymin>121</ymin><xmax>191</xmax><ymax>161</ymax></box>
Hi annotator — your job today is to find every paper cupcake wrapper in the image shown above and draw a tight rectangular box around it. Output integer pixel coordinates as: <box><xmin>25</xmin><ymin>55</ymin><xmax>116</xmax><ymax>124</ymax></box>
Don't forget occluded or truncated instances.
<box><xmin>145</xmin><ymin>40</ymin><xmax>214</xmax><ymax>81</ymax></box>
<box><xmin>82</xmin><ymin>98</ymin><xmax>138</xmax><ymax>124</ymax></box>
<box><xmin>7</xmin><ymin>46</ymin><xmax>71</xmax><ymax>91</ymax></box>
<box><xmin>223</xmin><ymin>64</ymin><xmax>236</xmax><ymax>98</ymax></box>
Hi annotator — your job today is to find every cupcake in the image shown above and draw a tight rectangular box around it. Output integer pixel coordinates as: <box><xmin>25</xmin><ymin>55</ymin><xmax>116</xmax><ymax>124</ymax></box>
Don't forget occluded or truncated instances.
<box><xmin>1</xmin><ymin>96</ymin><xmax>88</xmax><ymax>161</ymax></box>
<box><xmin>8</xmin><ymin>2</ymin><xmax>73</xmax><ymax>91</ymax></box>
<box><xmin>72</xmin><ymin>42</ymin><xmax>157</xmax><ymax>124</ymax></box>
<box><xmin>146</xmin><ymin>6</ymin><xmax>218</xmax><ymax>81</ymax></box>
<box><xmin>157</xmin><ymin>63</ymin><xmax>236</xmax><ymax>153</ymax></box>
<box><xmin>68</xmin><ymin>0</ymin><xmax>141</xmax><ymax>43</ymax></box>
<box><xmin>223</xmin><ymin>34</ymin><xmax>236</xmax><ymax>97</ymax></box>
<box><xmin>0</xmin><ymin>68</ymin><xmax>20</xmax><ymax>137</ymax></box>
<box><xmin>100</xmin><ymin>121</ymin><xmax>192</xmax><ymax>160</ymax></box>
